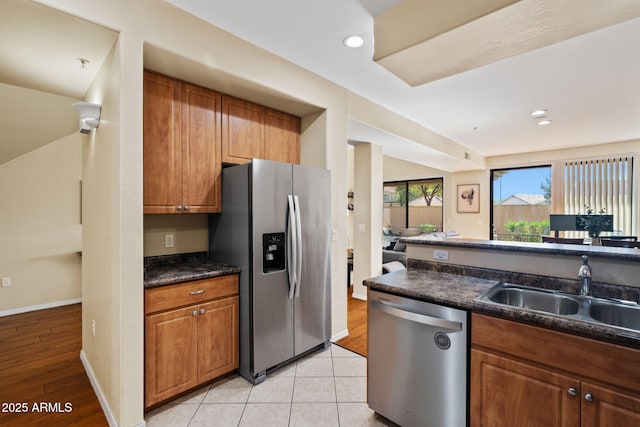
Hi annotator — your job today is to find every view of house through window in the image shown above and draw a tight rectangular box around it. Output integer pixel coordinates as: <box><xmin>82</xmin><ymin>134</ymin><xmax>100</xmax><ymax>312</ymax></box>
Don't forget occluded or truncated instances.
<box><xmin>491</xmin><ymin>166</ymin><xmax>552</xmax><ymax>242</ymax></box>
<box><xmin>383</xmin><ymin>179</ymin><xmax>443</xmax><ymax>243</ymax></box>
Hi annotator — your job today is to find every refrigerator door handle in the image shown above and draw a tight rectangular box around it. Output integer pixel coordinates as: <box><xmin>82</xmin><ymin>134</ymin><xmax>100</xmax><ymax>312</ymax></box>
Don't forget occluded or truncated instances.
<box><xmin>293</xmin><ymin>195</ymin><xmax>303</xmax><ymax>297</ymax></box>
<box><xmin>287</xmin><ymin>195</ymin><xmax>297</xmax><ymax>300</ymax></box>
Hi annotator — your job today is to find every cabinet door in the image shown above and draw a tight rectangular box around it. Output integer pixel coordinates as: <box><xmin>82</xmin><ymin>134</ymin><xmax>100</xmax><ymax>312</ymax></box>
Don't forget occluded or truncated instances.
<box><xmin>471</xmin><ymin>349</ymin><xmax>580</xmax><ymax>427</ymax></box>
<box><xmin>143</xmin><ymin>71</ymin><xmax>182</xmax><ymax>214</ymax></box>
<box><xmin>181</xmin><ymin>83</ymin><xmax>222</xmax><ymax>213</ymax></box>
<box><xmin>581</xmin><ymin>382</ymin><xmax>640</xmax><ymax>427</ymax></box>
<box><xmin>196</xmin><ymin>296</ymin><xmax>239</xmax><ymax>383</ymax></box>
<box><xmin>264</xmin><ymin>108</ymin><xmax>300</xmax><ymax>164</ymax></box>
<box><xmin>145</xmin><ymin>307</ymin><xmax>198</xmax><ymax>408</ymax></box>
<box><xmin>221</xmin><ymin>96</ymin><xmax>264</xmax><ymax>164</ymax></box>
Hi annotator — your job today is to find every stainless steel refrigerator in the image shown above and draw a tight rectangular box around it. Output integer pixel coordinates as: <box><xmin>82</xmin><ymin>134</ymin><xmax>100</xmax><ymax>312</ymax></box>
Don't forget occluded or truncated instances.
<box><xmin>209</xmin><ymin>159</ymin><xmax>331</xmax><ymax>384</ymax></box>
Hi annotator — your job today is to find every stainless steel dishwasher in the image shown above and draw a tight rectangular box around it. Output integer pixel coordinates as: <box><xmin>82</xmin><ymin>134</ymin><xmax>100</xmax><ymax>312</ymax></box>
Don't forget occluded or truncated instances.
<box><xmin>368</xmin><ymin>290</ymin><xmax>469</xmax><ymax>427</ymax></box>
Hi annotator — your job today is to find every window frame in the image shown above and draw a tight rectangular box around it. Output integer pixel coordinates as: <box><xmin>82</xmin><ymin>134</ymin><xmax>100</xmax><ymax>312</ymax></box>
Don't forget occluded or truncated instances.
<box><xmin>490</xmin><ymin>164</ymin><xmax>552</xmax><ymax>241</ymax></box>
<box><xmin>384</xmin><ymin>177</ymin><xmax>444</xmax><ymax>231</ymax></box>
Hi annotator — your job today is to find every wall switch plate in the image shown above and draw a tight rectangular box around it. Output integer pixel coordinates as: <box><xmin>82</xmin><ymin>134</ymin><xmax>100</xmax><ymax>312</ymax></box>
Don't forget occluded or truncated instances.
<box><xmin>358</xmin><ymin>224</ymin><xmax>366</xmax><ymax>232</ymax></box>
<box><xmin>433</xmin><ymin>249</ymin><xmax>449</xmax><ymax>260</ymax></box>
<box><xmin>1</xmin><ymin>277</ymin><xmax>11</xmax><ymax>287</ymax></box>
<box><xmin>91</xmin><ymin>320</ymin><xmax>96</xmax><ymax>337</ymax></box>
<box><xmin>165</xmin><ymin>234</ymin><xmax>175</xmax><ymax>248</ymax></box>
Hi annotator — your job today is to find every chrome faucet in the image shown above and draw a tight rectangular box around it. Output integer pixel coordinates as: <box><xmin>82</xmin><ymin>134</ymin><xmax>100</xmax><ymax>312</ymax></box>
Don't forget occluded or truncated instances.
<box><xmin>578</xmin><ymin>255</ymin><xmax>592</xmax><ymax>296</ymax></box>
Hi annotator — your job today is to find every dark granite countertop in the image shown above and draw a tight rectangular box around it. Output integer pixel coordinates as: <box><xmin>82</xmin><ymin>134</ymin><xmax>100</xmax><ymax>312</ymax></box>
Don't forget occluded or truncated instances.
<box><xmin>401</xmin><ymin>236</ymin><xmax>640</xmax><ymax>262</ymax></box>
<box><xmin>365</xmin><ymin>260</ymin><xmax>640</xmax><ymax>350</ymax></box>
<box><xmin>144</xmin><ymin>252</ymin><xmax>240</xmax><ymax>289</ymax></box>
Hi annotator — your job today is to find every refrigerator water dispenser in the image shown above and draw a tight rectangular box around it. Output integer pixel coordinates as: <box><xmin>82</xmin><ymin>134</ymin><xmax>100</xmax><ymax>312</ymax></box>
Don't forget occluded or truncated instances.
<box><xmin>262</xmin><ymin>232</ymin><xmax>285</xmax><ymax>273</ymax></box>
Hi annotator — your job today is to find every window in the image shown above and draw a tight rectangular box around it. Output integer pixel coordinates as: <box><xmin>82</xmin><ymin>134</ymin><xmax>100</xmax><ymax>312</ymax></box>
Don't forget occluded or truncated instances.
<box><xmin>491</xmin><ymin>157</ymin><xmax>635</xmax><ymax>242</ymax></box>
<box><xmin>383</xmin><ymin>178</ymin><xmax>443</xmax><ymax>236</ymax></box>
<box><xmin>491</xmin><ymin>166</ymin><xmax>552</xmax><ymax>242</ymax></box>
<box><xmin>563</xmin><ymin>157</ymin><xmax>634</xmax><ymax>236</ymax></box>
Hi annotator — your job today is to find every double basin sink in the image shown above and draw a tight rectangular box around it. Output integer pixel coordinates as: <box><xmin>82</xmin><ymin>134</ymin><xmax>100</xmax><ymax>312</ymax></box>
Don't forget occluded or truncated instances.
<box><xmin>476</xmin><ymin>283</ymin><xmax>640</xmax><ymax>332</ymax></box>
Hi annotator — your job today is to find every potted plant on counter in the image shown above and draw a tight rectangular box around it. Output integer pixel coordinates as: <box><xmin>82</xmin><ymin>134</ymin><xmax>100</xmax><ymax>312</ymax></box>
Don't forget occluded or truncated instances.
<box><xmin>577</xmin><ymin>206</ymin><xmax>612</xmax><ymax>244</ymax></box>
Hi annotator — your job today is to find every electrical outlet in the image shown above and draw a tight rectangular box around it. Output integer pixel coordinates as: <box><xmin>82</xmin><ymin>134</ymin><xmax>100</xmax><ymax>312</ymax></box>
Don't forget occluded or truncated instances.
<box><xmin>165</xmin><ymin>233</ymin><xmax>175</xmax><ymax>248</ymax></box>
<box><xmin>433</xmin><ymin>249</ymin><xmax>449</xmax><ymax>260</ymax></box>
<box><xmin>1</xmin><ymin>277</ymin><xmax>11</xmax><ymax>287</ymax></box>
<box><xmin>91</xmin><ymin>320</ymin><xmax>96</xmax><ymax>337</ymax></box>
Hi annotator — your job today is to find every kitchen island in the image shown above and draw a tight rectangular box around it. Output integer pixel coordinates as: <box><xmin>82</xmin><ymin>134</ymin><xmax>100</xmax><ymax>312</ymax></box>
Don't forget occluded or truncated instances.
<box><xmin>365</xmin><ymin>239</ymin><xmax>640</xmax><ymax>426</ymax></box>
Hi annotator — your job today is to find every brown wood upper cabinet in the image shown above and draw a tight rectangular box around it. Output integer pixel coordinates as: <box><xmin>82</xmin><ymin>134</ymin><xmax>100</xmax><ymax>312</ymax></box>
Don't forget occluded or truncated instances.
<box><xmin>143</xmin><ymin>71</ymin><xmax>222</xmax><ymax>214</ymax></box>
<box><xmin>222</xmin><ymin>95</ymin><xmax>300</xmax><ymax>165</ymax></box>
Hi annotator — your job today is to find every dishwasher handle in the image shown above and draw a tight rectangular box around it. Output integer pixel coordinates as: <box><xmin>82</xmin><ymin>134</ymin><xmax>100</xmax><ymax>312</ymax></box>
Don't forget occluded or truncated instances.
<box><xmin>372</xmin><ymin>300</ymin><xmax>462</xmax><ymax>331</ymax></box>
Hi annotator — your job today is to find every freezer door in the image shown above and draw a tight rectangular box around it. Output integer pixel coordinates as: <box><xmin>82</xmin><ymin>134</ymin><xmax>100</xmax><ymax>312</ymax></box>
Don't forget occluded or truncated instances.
<box><xmin>251</xmin><ymin>159</ymin><xmax>295</xmax><ymax>373</ymax></box>
<box><xmin>292</xmin><ymin>164</ymin><xmax>331</xmax><ymax>355</ymax></box>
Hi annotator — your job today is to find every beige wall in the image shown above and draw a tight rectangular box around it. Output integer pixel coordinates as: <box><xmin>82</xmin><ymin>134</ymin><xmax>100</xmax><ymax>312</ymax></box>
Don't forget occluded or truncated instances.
<box><xmin>353</xmin><ymin>143</ymin><xmax>383</xmax><ymax>300</ymax></box>
<box><xmin>383</xmin><ymin>155</ymin><xmax>447</xmax><ymax>182</ymax></box>
<box><xmin>35</xmin><ymin>1</ymin><xmax>353</xmax><ymax>423</ymax></box>
<box><xmin>0</xmin><ymin>133</ymin><xmax>82</xmax><ymax>313</ymax></box>
<box><xmin>31</xmin><ymin>1</ymin><xmax>640</xmax><ymax>425</ymax></box>
<box><xmin>446</xmin><ymin>169</ymin><xmax>490</xmax><ymax>238</ymax></box>
<box><xmin>81</xmin><ymin>36</ymin><xmax>136</xmax><ymax>426</ymax></box>
<box><xmin>144</xmin><ymin>214</ymin><xmax>208</xmax><ymax>256</ymax></box>
<box><xmin>408</xmin><ymin>243</ymin><xmax>639</xmax><ymax>287</ymax></box>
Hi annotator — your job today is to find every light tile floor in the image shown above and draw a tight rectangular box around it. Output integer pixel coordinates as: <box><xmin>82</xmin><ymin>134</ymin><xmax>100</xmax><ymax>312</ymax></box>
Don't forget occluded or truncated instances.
<box><xmin>146</xmin><ymin>344</ymin><xmax>394</xmax><ymax>427</ymax></box>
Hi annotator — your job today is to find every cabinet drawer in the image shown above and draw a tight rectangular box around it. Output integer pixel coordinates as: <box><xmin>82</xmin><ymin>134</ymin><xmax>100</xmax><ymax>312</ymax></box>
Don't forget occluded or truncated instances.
<box><xmin>145</xmin><ymin>275</ymin><xmax>238</xmax><ymax>314</ymax></box>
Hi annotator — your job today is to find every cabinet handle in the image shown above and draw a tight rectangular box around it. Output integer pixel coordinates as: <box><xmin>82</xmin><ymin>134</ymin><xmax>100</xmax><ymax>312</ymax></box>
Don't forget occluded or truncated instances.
<box><xmin>177</xmin><ymin>205</ymin><xmax>183</xmax><ymax>211</ymax></box>
<box><xmin>184</xmin><ymin>205</ymin><xmax>190</xmax><ymax>211</ymax></box>
<box><xmin>192</xmin><ymin>310</ymin><xmax>198</xmax><ymax>317</ymax></box>
<box><xmin>584</xmin><ymin>393</ymin><xmax>594</xmax><ymax>402</ymax></box>
<box><xmin>190</xmin><ymin>290</ymin><xmax>205</xmax><ymax>295</ymax></box>
<box><xmin>567</xmin><ymin>387</ymin><xmax>577</xmax><ymax>397</ymax></box>
<box><xmin>199</xmin><ymin>308</ymin><xmax>205</xmax><ymax>315</ymax></box>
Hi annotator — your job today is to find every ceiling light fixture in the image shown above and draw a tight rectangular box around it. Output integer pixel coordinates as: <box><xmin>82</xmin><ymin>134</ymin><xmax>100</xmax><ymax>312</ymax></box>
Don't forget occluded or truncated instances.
<box><xmin>531</xmin><ymin>109</ymin><xmax>547</xmax><ymax>117</ymax></box>
<box><xmin>343</xmin><ymin>34</ymin><xmax>365</xmax><ymax>48</ymax></box>
<box><xmin>537</xmin><ymin>119</ymin><xmax>552</xmax><ymax>126</ymax></box>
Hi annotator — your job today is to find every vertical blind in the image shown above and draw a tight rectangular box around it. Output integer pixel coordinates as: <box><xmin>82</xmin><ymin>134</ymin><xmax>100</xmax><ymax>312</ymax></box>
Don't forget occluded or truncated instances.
<box><xmin>564</xmin><ymin>157</ymin><xmax>633</xmax><ymax>235</ymax></box>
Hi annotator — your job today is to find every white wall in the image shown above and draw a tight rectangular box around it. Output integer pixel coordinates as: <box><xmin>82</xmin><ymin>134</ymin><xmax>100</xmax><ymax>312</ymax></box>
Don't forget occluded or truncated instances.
<box><xmin>0</xmin><ymin>133</ymin><xmax>82</xmax><ymax>313</ymax></box>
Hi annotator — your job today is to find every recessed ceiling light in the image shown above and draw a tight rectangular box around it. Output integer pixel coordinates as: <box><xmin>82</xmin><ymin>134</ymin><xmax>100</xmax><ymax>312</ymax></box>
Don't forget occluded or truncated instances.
<box><xmin>343</xmin><ymin>35</ymin><xmax>365</xmax><ymax>48</ymax></box>
<box><xmin>531</xmin><ymin>109</ymin><xmax>547</xmax><ymax>117</ymax></box>
<box><xmin>537</xmin><ymin>119</ymin><xmax>552</xmax><ymax>126</ymax></box>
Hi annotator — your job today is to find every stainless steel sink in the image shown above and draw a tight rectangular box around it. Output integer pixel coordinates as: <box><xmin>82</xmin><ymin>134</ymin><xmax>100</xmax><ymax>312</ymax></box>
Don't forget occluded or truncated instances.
<box><xmin>486</xmin><ymin>287</ymin><xmax>580</xmax><ymax>315</ymax></box>
<box><xmin>476</xmin><ymin>283</ymin><xmax>640</xmax><ymax>333</ymax></box>
<box><xmin>588</xmin><ymin>302</ymin><xmax>640</xmax><ymax>331</ymax></box>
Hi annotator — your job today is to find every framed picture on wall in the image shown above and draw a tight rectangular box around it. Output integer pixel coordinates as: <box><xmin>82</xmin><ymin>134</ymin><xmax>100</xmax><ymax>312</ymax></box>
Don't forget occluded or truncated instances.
<box><xmin>457</xmin><ymin>184</ymin><xmax>479</xmax><ymax>213</ymax></box>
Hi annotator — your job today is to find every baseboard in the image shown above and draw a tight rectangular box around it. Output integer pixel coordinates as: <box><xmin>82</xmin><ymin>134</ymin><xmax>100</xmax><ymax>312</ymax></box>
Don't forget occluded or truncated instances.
<box><xmin>0</xmin><ymin>298</ymin><xmax>82</xmax><ymax>317</ymax></box>
<box><xmin>331</xmin><ymin>328</ymin><xmax>349</xmax><ymax>342</ymax></box>
<box><xmin>351</xmin><ymin>292</ymin><xmax>367</xmax><ymax>301</ymax></box>
<box><xmin>80</xmin><ymin>350</ymin><xmax>117</xmax><ymax>427</ymax></box>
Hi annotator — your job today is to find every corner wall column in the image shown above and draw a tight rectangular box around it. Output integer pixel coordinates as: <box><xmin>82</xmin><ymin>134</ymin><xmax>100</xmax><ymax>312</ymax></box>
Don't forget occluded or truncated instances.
<box><xmin>352</xmin><ymin>143</ymin><xmax>383</xmax><ymax>300</ymax></box>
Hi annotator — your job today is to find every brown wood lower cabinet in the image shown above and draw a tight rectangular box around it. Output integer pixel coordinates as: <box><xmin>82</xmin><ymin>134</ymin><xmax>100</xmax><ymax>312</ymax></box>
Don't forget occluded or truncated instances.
<box><xmin>144</xmin><ymin>275</ymin><xmax>239</xmax><ymax>409</ymax></box>
<box><xmin>471</xmin><ymin>313</ymin><xmax>640</xmax><ymax>427</ymax></box>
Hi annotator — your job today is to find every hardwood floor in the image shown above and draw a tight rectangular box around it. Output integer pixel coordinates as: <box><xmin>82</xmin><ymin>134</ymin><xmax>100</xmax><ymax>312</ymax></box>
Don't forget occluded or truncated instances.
<box><xmin>0</xmin><ymin>304</ymin><xmax>108</xmax><ymax>426</ymax></box>
<box><xmin>336</xmin><ymin>288</ymin><xmax>368</xmax><ymax>357</ymax></box>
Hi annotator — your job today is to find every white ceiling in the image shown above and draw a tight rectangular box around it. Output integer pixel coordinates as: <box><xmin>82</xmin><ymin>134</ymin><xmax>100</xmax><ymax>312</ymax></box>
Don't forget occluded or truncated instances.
<box><xmin>2</xmin><ymin>1</ymin><xmax>638</xmax><ymax>169</ymax></box>
<box><xmin>0</xmin><ymin>0</ymin><xmax>117</xmax><ymax>164</ymax></box>
<box><xmin>167</xmin><ymin>0</ymin><xmax>640</xmax><ymax>170</ymax></box>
